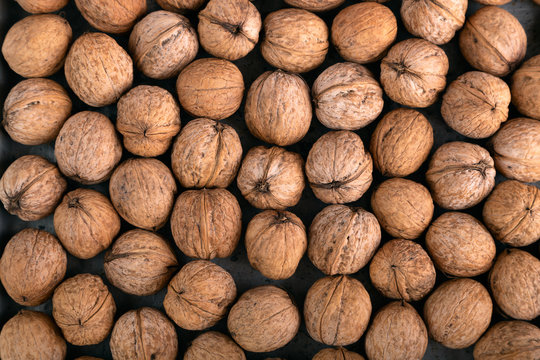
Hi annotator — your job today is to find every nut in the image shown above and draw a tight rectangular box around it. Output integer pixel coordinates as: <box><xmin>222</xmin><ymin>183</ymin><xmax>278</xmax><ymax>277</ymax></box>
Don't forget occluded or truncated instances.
<box><xmin>512</xmin><ymin>55</ymin><xmax>540</xmax><ymax>120</ymax></box>
<box><xmin>75</xmin><ymin>0</ymin><xmax>146</xmax><ymax>33</ymax></box>
<box><xmin>313</xmin><ymin>348</ymin><xmax>364</xmax><ymax>360</ymax></box>
<box><xmin>284</xmin><ymin>0</ymin><xmax>344</xmax><ymax>12</ymax></box>
<box><xmin>474</xmin><ymin>0</ymin><xmax>510</xmax><ymax>4</ymax></box>
<box><xmin>156</xmin><ymin>0</ymin><xmax>206</xmax><ymax>12</ymax></box>
<box><xmin>15</xmin><ymin>0</ymin><xmax>68</xmax><ymax>13</ymax></box>
<box><xmin>474</xmin><ymin>321</ymin><xmax>540</xmax><ymax>360</ymax></box>
<box><xmin>184</xmin><ymin>331</ymin><xmax>246</xmax><ymax>360</ymax></box>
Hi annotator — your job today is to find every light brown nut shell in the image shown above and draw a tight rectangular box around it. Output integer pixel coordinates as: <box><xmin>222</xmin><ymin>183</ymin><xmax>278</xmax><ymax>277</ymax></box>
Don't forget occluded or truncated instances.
<box><xmin>110</xmin><ymin>307</ymin><xmax>178</xmax><ymax>360</ymax></box>
<box><xmin>104</xmin><ymin>229</ymin><xmax>178</xmax><ymax>296</ymax></box>
<box><xmin>75</xmin><ymin>0</ymin><xmax>146</xmax><ymax>33</ymax></box>
<box><xmin>312</xmin><ymin>347</ymin><xmax>365</xmax><ymax>360</ymax></box>
<box><xmin>512</xmin><ymin>55</ymin><xmax>540</xmax><ymax>120</ymax></box>
<box><xmin>284</xmin><ymin>0</ymin><xmax>345</xmax><ymax>12</ymax></box>
<box><xmin>156</xmin><ymin>0</ymin><xmax>206</xmax><ymax>12</ymax></box>
<box><xmin>370</xmin><ymin>108</ymin><xmax>433</xmax><ymax>177</ymax></box>
<box><xmin>1</xmin><ymin>14</ymin><xmax>71</xmax><ymax>78</ymax></box>
<box><xmin>52</xmin><ymin>274</ymin><xmax>116</xmax><ymax>346</ymax></box>
<box><xmin>15</xmin><ymin>0</ymin><xmax>68</xmax><ymax>13</ymax></box>
<box><xmin>228</xmin><ymin>285</ymin><xmax>300</xmax><ymax>352</ymax></box>
<box><xmin>245</xmin><ymin>70</ymin><xmax>312</xmax><ymax>146</ymax></box>
<box><xmin>474</xmin><ymin>0</ymin><xmax>510</xmax><ymax>4</ymax></box>
<box><xmin>309</xmin><ymin>205</ymin><xmax>381</xmax><ymax>275</ymax></box>
<box><xmin>170</xmin><ymin>188</ymin><xmax>242</xmax><ymax>259</ymax></box>
<box><xmin>184</xmin><ymin>331</ymin><xmax>246</xmax><ymax>360</ymax></box>
<box><xmin>0</xmin><ymin>155</ymin><xmax>66</xmax><ymax>221</ymax></box>
<box><xmin>473</xmin><ymin>321</ymin><xmax>540</xmax><ymax>360</ymax></box>
<box><xmin>55</xmin><ymin>111</ymin><xmax>122</xmax><ymax>184</ymax></box>
<box><xmin>312</xmin><ymin>62</ymin><xmax>383</xmax><ymax>130</ymax></box>
<box><xmin>2</xmin><ymin>78</ymin><xmax>72</xmax><ymax>145</ymax></box>
<box><xmin>424</xmin><ymin>278</ymin><xmax>493</xmax><ymax>349</ymax></box>
<box><xmin>237</xmin><ymin>146</ymin><xmax>305</xmax><ymax>210</ymax></box>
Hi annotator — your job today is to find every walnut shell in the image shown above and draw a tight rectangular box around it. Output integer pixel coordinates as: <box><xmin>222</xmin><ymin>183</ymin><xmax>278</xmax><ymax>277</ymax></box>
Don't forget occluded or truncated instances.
<box><xmin>459</xmin><ymin>6</ymin><xmax>527</xmax><ymax>77</ymax></box>
<box><xmin>117</xmin><ymin>85</ymin><xmax>181</xmax><ymax>157</ymax></box>
<box><xmin>0</xmin><ymin>228</ymin><xmax>66</xmax><ymax>306</ymax></box>
<box><xmin>110</xmin><ymin>308</ymin><xmax>178</xmax><ymax>360</ymax></box>
<box><xmin>75</xmin><ymin>0</ymin><xmax>146</xmax><ymax>33</ymax></box>
<box><xmin>491</xmin><ymin>117</ymin><xmax>540</xmax><ymax>182</ymax></box>
<box><xmin>304</xmin><ymin>275</ymin><xmax>371</xmax><ymax>346</ymax></box>
<box><xmin>55</xmin><ymin>111</ymin><xmax>122</xmax><ymax>184</ymax></box>
<box><xmin>473</xmin><ymin>321</ymin><xmax>540</xmax><ymax>360</ymax></box>
<box><xmin>1</xmin><ymin>14</ymin><xmax>71</xmax><ymax>78</ymax></box>
<box><xmin>512</xmin><ymin>55</ymin><xmax>540</xmax><ymax>120</ymax></box>
<box><xmin>284</xmin><ymin>0</ymin><xmax>344</xmax><ymax>12</ymax></box>
<box><xmin>306</xmin><ymin>131</ymin><xmax>373</xmax><ymax>204</ymax></box>
<box><xmin>489</xmin><ymin>249</ymin><xmax>540</xmax><ymax>320</ymax></box>
<box><xmin>426</xmin><ymin>141</ymin><xmax>495</xmax><ymax>210</ymax></box>
<box><xmin>109</xmin><ymin>158</ymin><xmax>177</xmax><ymax>231</ymax></box>
<box><xmin>198</xmin><ymin>0</ymin><xmax>261</xmax><ymax>61</ymax></box>
<box><xmin>0</xmin><ymin>310</ymin><xmax>66</xmax><ymax>360</ymax></box>
<box><xmin>426</xmin><ymin>212</ymin><xmax>495</xmax><ymax>277</ymax></box>
<box><xmin>380</xmin><ymin>38</ymin><xmax>449</xmax><ymax>108</ymax></box>
<box><xmin>312</xmin><ymin>62</ymin><xmax>383</xmax><ymax>130</ymax></box>
<box><xmin>228</xmin><ymin>285</ymin><xmax>300</xmax><ymax>352</ymax></box>
<box><xmin>483</xmin><ymin>180</ymin><xmax>540</xmax><ymax>247</ymax></box>
<box><xmin>171</xmin><ymin>118</ymin><xmax>242</xmax><ymax>189</ymax></box>
<box><xmin>65</xmin><ymin>32</ymin><xmax>133</xmax><ymax>107</ymax></box>
<box><xmin>237</xmin><ymin>146</ymin><xmax>305</xmax><ymax>210</ymax></box>
<box><xmin>441</xmin><ymin>71</ymin><xmax>511</xmax><ymax>139</ymax></box>
<box><xmin>246</xmin><ymin>210</ymin><xmax>307</xmax><ymax>280</ymax></box>
<box><xmin>129</xmin><ymin>11</ymin><xmax>198</xmax><ymax>79</ymax></box>
<box><xmin>424</xmin><ymin>278</ymin><xmax>493</xmax><ymax>349</ymax></box>
<box><xmin>474</xmin><ymin>0</ymin><xmax>510</xmax><ymax>4</ymax></box>
<box><xmin>2</xmin><ymin>78</ymin><xmax>72</xmax><ymax>145</ymax></box>
<box><xmin>365</xmin><ymin>301</ymin><xmax>428</xmax><ymax>360</ymax></box>
<box><xmin>312</xmin><ymin>348</ymin><xmax>364</xmax><ymax>360</ymax></box>
<box><xmin>54</xmin><ymin>188</ymin><xmax>120</xmax><ymax>259</ymax></box>
<box><xmin>52</xmin><ymin>274</ymin><xmax>116</xmax><ymax>346</ymax></box>
<box><xmin>369</xmin><ymin>239</ymin><xmax>436</xmax><ymax>301</ymax></box>
<box><xmin>170</xmin><ymin>188</ymin><xmax>241</xmax><ymax>259</ymax></box>
<box><xmin>156</xmin><ymin>0</ymin><xmax>206</xmax><ymax>12</ymax></box>
<box><xmin>308</xmin><ymin>205</ymin><xmax>381</xmax><ymax>275</ymax></box>
<box><xmin>371</xmin><ymin>178</ymin><xmax>434</xmax><ymax>239</ymax></box>
<box><xmin>164</xmin><ymin>260</ymin><xmax>236</xmax><ymax>330</ymax></box>
<box><xmin>15</xmin><ymin>0</ymin><xmax>68</xmax><ymax>13</ymax></box>
<box><xmin>184</xmin><ymin>331</ymin><xmax>246</xmax><ymax>360</ymax></box>
<box><xmin>0</xmin><ymin>155</ymin><xmax>66</xmax><ymax>221</ymax></box>
<box><xmin>104</xmin><ymin>229</ymin><xmax>178</xmax><ymax>296</ymax></box>
<box><xmin>370</xmin><ymin>108</ymin><xmax>433</xmax><ymax>177</ymax></box>
<box><xmin>331</xmin><ymin>3</ymin><xmax>397</xmax><ymax>64</ymax></box>
<box><xmin>176</xmin><ymin>58</ymin><xmax>244</xmax><ymax>120</ymax></box>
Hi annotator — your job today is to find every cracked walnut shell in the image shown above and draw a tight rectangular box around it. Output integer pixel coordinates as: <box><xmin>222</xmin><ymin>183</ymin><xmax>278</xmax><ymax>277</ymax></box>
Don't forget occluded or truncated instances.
<box><xmin>184</xmin><ymin>331</ymin><xmax>246</xmax><ymax>360</ymax></box>
<box><xmin>474</xmin><ymin>321</ymin><xmax>540</xmax><ymax>360</ymax></box>
<box><xmin>75</xmin><ymin>0</ymin><xmax>146</xmax><ymax>33</ymax></box>
<box><xmin>512</xmin><ymin>55</ymin><xmax>540</xmax><ymax>120</ymax></box>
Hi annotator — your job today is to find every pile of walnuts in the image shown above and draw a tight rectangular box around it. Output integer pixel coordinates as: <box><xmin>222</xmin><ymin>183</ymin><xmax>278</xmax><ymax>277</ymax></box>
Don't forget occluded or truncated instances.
<box><xmin>1</xmin><ymin>0</ymin><xmax>539</xmax><ymax>359</ymax></box>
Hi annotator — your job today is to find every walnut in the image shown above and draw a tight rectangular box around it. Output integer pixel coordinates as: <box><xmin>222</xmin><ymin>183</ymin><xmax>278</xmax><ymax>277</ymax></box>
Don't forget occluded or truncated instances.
<box><xmin>170</xmin><ymin>188</ymin><xmax>241</xmax><ymax>259</ymax></box>
<box><xmin>0</xmin><ymin>155</ymin><xmax>66</xmax><ymax>221</ymax></box>
<box><xmin>104</xmin><ymin>229</ymin><xmax>178</xmax><ymax>296</ymax></box>
<box><xmin>304</xmin><ymin>275</ymin><xmax>371</xmax><ymax>346</ymax></box>
<box><xmin>156</xmin><ymin>0</ymin><xmax>206</xmax><ymax>12</ymax></box>
<box><xmin>184</xmin><ymin>331</ymin><xmax>246</xmax><ymax>360</ymax></box>
<box><xmin>370</xmin><ymin>108</ymin><xmax>433</xmax><ymax>177</ymax></box>
<box><xmin>237</xmin><ymin>146</ymin><xmax>305</xmax><ymax>210</ymax></box>
<box><xmin>441</xmin><ymin>71</ymin><xmax>511</xmax><ymax>138</ymax></box>
<box><xmin>489</xmin><ymin>249</ymin><xmax>540</xmax><ymax>321</ymax></box>
<box><xmin>331</xmin><ymin>3</ymin><xmax>397</xmax><ymax>64</ymax></box>
<box><xmin>306</xmin><ymin>131</ymin><xmax>372</xmax><ymax>204</ymax></box>
<box><xmin>109</xmin><ymin>158</ymin><xmax>177</xmax><ymax>231</ymax></box>
<box><xmin>380</xmin><ymin>38</ymin><xmax>449</xmax><ymax>108</ymax></box>
<box><xmin>483</xmin><ymin>180</ymin><xmax>540</xmax><ymax>247</ymax></box>
<box><xmin>55</xmin><ymin>111</ymin><xmax>122</xmax><ymax>184</ymax></box>
<box><xmin>198</xmin><ymin>0</ymin><xmax>261</xmax><ymax>61</ymax></box>
<box><xmin>246</xmin><ymin>210</ymin><xmax>307</xmax><ymax>280</ymax></box>
<box><xmin>75</xmin><ymin>0</ymin><xmax>146</xmax><ymax>33</ymax></box>
<box><xmin>117</xmin><ymin>85</ymin><xmax>181</xmax><ymax>157</ymax></box>
<box><xmin>426</xmin><ymin>141</ymin><xmax>495</xmax><ymax>210</ymax></box>
<box><xmin>52</xmin><ymin>274</ymin><xmax>116</xmax><ymax>346</ymax></box>
<box><xmin>129</xmin><ymin>11</ymin><xmax>198</xmax><ymax>79</ymax></box>
<box><xmin>176</xmin><ymin>58</ymin><xmax>244</xmax><ymax>120</ymax></box>
<box><xmin>474</xmin><ymin>0</ymin><xmax>510</xmax><ymax>4</ymax></box>
<box><xmin>228</xmin><ymin>285</ymin><xmax>300</xmax><ymax>352</ymax></box>
<box><xmin>2</xmin><ymin>78</ymin><xmax>72</xmax><ymax>145</ymax></box>
<box><xmin>365</xmin><ymin>301</ymin><xmax>428</xmax><ymax>360</ymax></box>
<box><xmin>1</xmin><ymin>14</ymin><xmax>71</xmax><ymax>78</ymax></box>
<box><xmin>369</xmin><ymin>239</ymin><xmax>436</xmax><ymax>301</ymax></box>
<box><xmin>284</xmin><ymin>0</ymin><xmax>344</xmax><ymax>12</ymax></box>
<box><xmin>424</xmin><ymin>278</ymin><xmax>493</xmax><ymax>349</ymax></box>
<box><xmin>54</xmin><ymin>188</ymin><xmax>121</xmax><ymax>259</ymax></box>
<box><xmin>459</xmin><ymin>6</ymin><xmax>527</xmax><ymax>77</ymax></box>
<box><xmin>245</xmin><ymin>70</ymin><xmax>311</xmax><ymax>146</ymax></box>
<box><xmin>110</xmin><ymin>307</ymin><xmax>178</xmax><ymax>360</ymax></box>
<box><xmin>312</xmin><ymin>62</ymin><xmax>383</xmax><ymax>130</ymax></box>
<box><xmin>65</xmin><ymin>32</ymin><xmax>133</xmax><ymax>107</ymax></box>
<box><xmin>308</xmin><ymin>205</ymin><xmax>381</xmax><ymax>275</ymax></box>
<box><xmin>426</xmin><ymin>212</ymin><xmax>496</xmax><ymax>277</ymax></box>
<box><xmin>164</xmin><ymin>260</ymin><xmax>236</xmax><ymax>330</ymax></box>
<box><xmin>491</xmin><ymin>117</ymin><xmax>540</xmax><ymax>182</ymax></box>
<box><xmin>371</xmin><ymin>178</ymin><xmax>433</xmax><ymax>240</ymax></box>
<box><xmin>512</xmin><ymin>55</ymin><xmax>540</xmax><ymax>120</ymax></box>
<box><xmin>312</xmin><ymin>348</ymin><xmax>364</xmax><ymax>360</ymax></box>
<box><xmin>0</xmin><ymin>229</ymin><xmax>66</xmax><ymax>306</ymax></box>
<box><xmin>0</xmin><ymin>310</ymin><xmax>66</xmax><ymax>360</ymax></box>
<box><xmin>14</xmin><ymin>0</ymin><xmax>68</xmax><ymax>13</ymax></box>
<box><xmin>474</xmin><ymin>321</ymin><xmax>540</xmax><ymax>360</ymax></box>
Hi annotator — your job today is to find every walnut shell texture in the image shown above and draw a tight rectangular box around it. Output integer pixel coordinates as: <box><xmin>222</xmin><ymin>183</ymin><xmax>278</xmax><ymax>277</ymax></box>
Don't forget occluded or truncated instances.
<box><xmin>156</xmin><ymin>0</ymin><xmax>206</xmax><ymax>12</ymax></box>
<box><xmin>75</xmin><ymin>0</ymin><xmax>146</xmax><ymax>33</ymax></box>
<box><xmin>473</xmin><ymin>321</ymin><xmax>540</xmax><ymax>360</ymax></box>
<box><xmin>184</xmin><ymin>331</ymin><xmax>246</xmax><ymax>360</ymax></box>
<box><xmin>512</xmin><ymin>55</ymin><xmax>540</xmax><ymax>120</ymax></box>
<box><xmin>284</xmin><ymin>0</ymin><xmax>345</xmax><ymax>12</ymax></box>
<box><xmin>312</xmin><ymin>347</ymin><xmax>364</xmax><ymax>360</ymax></box>
<box><xmin>15</xmin><ymin>0</ymin><xmax>69</xmax><ymax>13</ymax></box>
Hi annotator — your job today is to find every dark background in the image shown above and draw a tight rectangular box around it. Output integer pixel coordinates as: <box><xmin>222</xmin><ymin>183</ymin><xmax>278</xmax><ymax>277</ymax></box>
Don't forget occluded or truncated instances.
<box><xmin>0</xmin><ymin>0</ymin><xmax>539</xmax><ymax>359</ymax></box>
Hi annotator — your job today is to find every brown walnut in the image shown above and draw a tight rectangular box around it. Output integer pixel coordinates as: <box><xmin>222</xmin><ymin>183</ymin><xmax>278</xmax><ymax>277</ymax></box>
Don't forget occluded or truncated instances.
<box><xmin>156</xmin><ymin>0</ymin><xmax>206</xmax><ymax>12</ymax></box>
<box><xmin>284</xmin><ymin>0</ymin><xmax>344</xmax><ymax>12</ymax></box>
<box><xmin>474</xmin><ymin>0</ymin><xmax>510</xmax><ymax>4</ymax></box>
<box><xmin>312</xmin><ymin>348</ymin><xmax>364</xmax><ymax>360</ymax></box>
<box><xmin>184</xmin><ymin>331</ymin><xmax>246</xmax><ymax>360</ymax></box>
<box><xmin>512</xmin><ymin>55</ymin><xmax>540</xmax><ymax>120</ymax></box>
<box><xmin>15</xmin><ymin>0</ymin><xmax>68</xmax><ymax>13</ymax></box>
<box><xmin>474</xmin><ymin>321</ymin><xmax>540</xmax><ymax>360</ymax></box>
<box><xmin>75</xmin><ymin>0</ymin><xmax>146</xmax><ymax>33</ymax></box>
